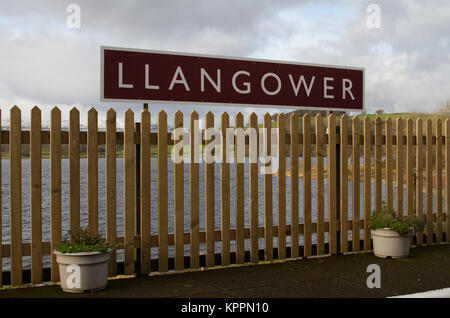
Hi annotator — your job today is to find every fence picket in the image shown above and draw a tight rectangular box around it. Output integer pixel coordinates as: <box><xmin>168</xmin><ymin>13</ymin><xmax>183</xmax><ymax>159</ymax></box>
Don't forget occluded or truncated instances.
<box><xmin>340</xmin><ymin>115</ymin><xmax>349</xmax><ymax>254</ymax></box>
<box><xmin>436</xmin><ymin>119</ymin><xmax>443</xmax><ymax>243</ymax></box>
<box><xmin>140</xmin><ymin>109</ymin><xmax>151</xmax><ymax>274</ymax></box>
<box><xmin>396</xmin><ymin>119</ymin><xmax>404</xmax><ymax>217</ymax></box>
<box><xmin>277</xmin><ymin>114</ymin><xmax>286</xmax><ymax>259</ymax></box>
<box><xmin>10</xmin><ymin>106</ymin><xmax>22</xmax><ymax>286</ymax></box>
<box><xmin>303</xmin><ymin>114</ymin><xmax>312</xmax><ymax>257</ymax></box>
<box><xmin>426</xmin><ymin>119</ymin><xmax>433</xmax><ymax>244</ymax></box>
<box><xmin>406</xmin><ymin>119</ymin><xmax>414</xmax><ymax>218</ymax></box>
<box><xmin>290</xmin><ymin>113</ymin><xmax>299</xmax><ymax>258</ymax></box>
<box><xmin>0</xmin><ymin>110</ymin><xmax>2</xmax><ymax>287</ymax></box>
<box><xmin>375</xmin><ymin>117</ymin><xmax>382</xmax><ymax>212</ymax></box>
<box><xmin>158</xmin><ymin>111</ymin><xmax>169</xmax><ymax>272</ymax></box>
<box><xmin>124</xmin><ymin>109</ymin><xmax>135</xmax><ymax>275</ymax></box>
<box><xmin>87</xmin><ymin>108</ymin><xmax>98</xmax><ymax>235</ymax></box>
<box><xmin>386</xmin><ymin>118</ymin><xmax>393</xmax><ymax>210</ymax></box>
<box><xmin>446</xmin><ymin>119</ymin><xmax>450</xmax><ymax>242</ymax></box>
<box><xmin>352</xmin><ymin>116</ymin><xmax>360</xmax><ymax>252</ymax></box>
<box><xmin>106</xmin><ymin>109</ymin><xmax>117</xmax><ymax>276</ymax></box>
<box><xmin>174</xmin><ymin>111</ymin><xmax>184</xmax><ymax>271</ymax></box>
<box><xmin>249</xmin><ymin>113</ymin><xmax>259</xmax><ymax>262</ymax></box>
<box><xmin>50</xmin><ymin>107</ymin><xmax>62</xmax><ymax>282</ymax></box>
<box><xmin>315</xmin><ymin>114</ymin><xmax>325</xmax><ymax>255</ymax></box>
<box><xmin>235</xmin><ymin>113</ymin><xmax>245</xmax><ymax>264</ymax></box>
<box><xmin>263</xmin><ymin>113</ymin><xmax>273</xmax><ymax>261</ymax></box>
<box><xmin>30</xmin><ymin>106</ymin><xmax>42</xmax><ymax>284</ymax></box>
<box><xmin>190</xmin><ymin>111</ymin><xmax>200</xmax><ymax>269</ymax></box>
<box><xmin>363</xmin><ymin>117</ymin><xmax>371</xmax><ymax>251</ymax></box>
<box><xmin>221</xmin><ymin>112</ymin><xmax>231</xmax><ymax>265</ymax></box>
<box><xmin>205</xmin><ymin>111</ymin><xmax>216</xmax><ymax>267</ymax></box>
<box><xmin>328</xmin><ymin>115</ymin><xmax>337</xmax><ymax>255</ymax></box>
<box><xmin>69</xmin><ymin>108</ymin><xmax>80</xmax><ymax>241</ymax></box>
<box><xmin>416</xmin><ymin>119</ymin><xmax>424</xmax><ymax>246</ymax></box>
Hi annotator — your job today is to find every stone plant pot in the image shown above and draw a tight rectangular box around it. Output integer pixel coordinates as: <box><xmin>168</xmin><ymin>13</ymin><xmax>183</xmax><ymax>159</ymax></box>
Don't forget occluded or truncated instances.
<box><xmin>54</xmin><ymin>250</ymin><xmax>111</xmax><ymax>293</ymax></box>
<box><xmin>371</xmin><ymin>228</ymin><xmax>410</xmax><ymax>258</ymax></box>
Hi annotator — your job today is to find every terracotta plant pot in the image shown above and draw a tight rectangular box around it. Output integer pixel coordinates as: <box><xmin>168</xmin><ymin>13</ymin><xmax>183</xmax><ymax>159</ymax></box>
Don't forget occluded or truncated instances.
<box><xmin>54</xmin><ymin>250</ymin><xmax>111</xmax><ymax>293</ymax></box>
<box><xmin>371</xmin><ymin>228</ymin><xmax>410</xmax><ymax>258</ymax></box>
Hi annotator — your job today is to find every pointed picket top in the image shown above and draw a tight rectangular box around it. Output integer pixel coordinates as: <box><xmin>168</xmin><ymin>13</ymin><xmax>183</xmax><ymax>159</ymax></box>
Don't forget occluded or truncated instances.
<box><xmin>315</xmin><ymin>112</ymin><xmax>322</xmax><ymax>120</ymax></box>
<box><xmin>396</xmin><ymin>117</ymin><xmax>403</xmax><ymax>125</ymax></box>
<box><xmin>51</xmin><ymin>106</ymin><xmax>61</xmax><ymax>114</ymax></box>
<box><xmin>158</xmin><ymin>109</ymin><xmax>167</xmax><ymax>118</ymax></box>
<box><xmin>106</xmin><ymin>108</ymin><xmax>116</xmax><ymax>116</ymax></box>
<box><xmin>290</xmin><ymin>112</ymin><xmax>298</xmax><ymax>122</ymax></box>
<box><xmin>220</xmin><ymin>111</ymin><xmax>229</xmax><ymax>122</ymax></box>
<box><xmin>364</xmin><ymin>115</ymin><xmax>370</xmax><ymax>125</ymax></box>
<box><xmin>205</xmin><ymin>111</ymin><xmax>214</xmax><ymax>128</ymax></box>
<box><xmin>174</xmin><ymin>110</ymin><xmax>183</xmax><ymax>129</ymax></box>
<box><xmin>375</xmin><ymin>115</ymin><xmax>382</xmax><ymax>126</ymax></box>
<box><xmin>70</xmin><ymin>107</ymin><xmax>79</xmax><ymax>115</ymax></box>
<box><xmin>406</xmin><ymin>117</ymin><xmax>413</xmax><ymax>128</ymax></box>
<box><xmin>158</xmin><ymin>110</ymin><xmax>167</xmax><ymax>130</ymax></box>
<box><xmin>124</xmin><ymin>108</ymin><xmax>134</xmax><ymax>116</ymax></box>
<box><xmin>124</xmin><ymin>109</ymin><xmax>134</xmax><ymax>131</ymax></box>
<box><xmin>340</xmin><ymin>113</ymin><xmax>347</xmax><ymax>122</ymax></box>
<box><xmin>235</xmin><ymin>112</ymin><xmax>244</xmax><ymax>128</ymax></box>
<box><xmin>31</xmin><ymin>105</ymin><xmax>41</xmax><ymax>113</ymax></box>
<box><xmin>10</xmin><ymin>105</ymin><xmax>21</xmax><ymax>115</ymax></box>
<box><xmin>263</xmin><ymin>113</ymin><xmax>272</xmax><ymax>128</ymax></box>
<box><xmin>220</xmin><ymin>112</ymin><xmax>229</xmax><ymax>127</ymax></box>
<box><xmin>88</xmin><ymin>107</ymin><xmax>97</xmax><ymax>115</ymax></box>
<box><xmin>277</xmin><ymin>112</ymin><xmax>285</xmax><ymax>121</ymax></box>
<box><xmin>249</xmin><ymin>113</ymin><xmax>257</xmax><ymax>128</ymax></box>
<box><xmin>303</xmin><ymin>112</ymin><xmax>310</xmax><ymax>121</ymax></box>
<box><xmin>416</xmin><ymin>117</ymin><xmax>422</xmax><ymax>125</ymax></box>
<box><xmin>141</xmin><ymin>107</ymin><xmax>150</xmax><ymax>122</ymax></box>
<box><xmin>385</xmin><ymin>116</ymin><xmax>391</xmax><ymax>123</ymax></box>
<box><xmin>190</xmin><ymin>110</ymin><xmax>198</xmax><ymax>118</ymax></box>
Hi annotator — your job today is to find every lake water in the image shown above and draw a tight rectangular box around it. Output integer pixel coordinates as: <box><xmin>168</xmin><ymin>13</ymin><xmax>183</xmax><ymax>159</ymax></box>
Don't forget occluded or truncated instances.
<box><xmin>1</xmin><ymin>157</ymin><xmax>428</xmax><ymax>271</ymax></box>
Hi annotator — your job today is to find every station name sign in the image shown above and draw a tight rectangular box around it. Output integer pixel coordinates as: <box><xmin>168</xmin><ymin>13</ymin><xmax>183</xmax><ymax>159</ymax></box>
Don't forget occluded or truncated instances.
<box><xmin>101</xmin><ymin>46</ymin><xmax>364</xmax><ymax>111</ymax></box>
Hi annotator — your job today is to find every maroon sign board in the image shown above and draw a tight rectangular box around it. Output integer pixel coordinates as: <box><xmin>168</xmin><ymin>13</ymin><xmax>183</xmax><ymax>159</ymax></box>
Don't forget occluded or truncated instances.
<box><xmin>101</xmin><ymin>46</ymin><xmax>364</xmax><ymax>111</ymax></box>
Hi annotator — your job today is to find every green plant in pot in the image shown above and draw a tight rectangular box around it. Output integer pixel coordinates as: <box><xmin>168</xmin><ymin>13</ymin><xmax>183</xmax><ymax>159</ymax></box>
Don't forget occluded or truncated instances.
<box><xmin>369</xmin><ymin>205</ymin><xmax>424</xmax><ymax>258</ymax></box>
<box><xmin>54</xmin><ymin>229</ymin><xmax>113</xmax><ymax>293</ymax></box>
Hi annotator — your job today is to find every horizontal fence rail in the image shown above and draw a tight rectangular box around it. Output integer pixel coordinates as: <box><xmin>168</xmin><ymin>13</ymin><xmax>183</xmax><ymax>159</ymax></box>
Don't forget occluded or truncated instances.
<box><xmin>0</xmin><ymin>106</ymin><xmax>449</xmax><ymax>287</ymax></box>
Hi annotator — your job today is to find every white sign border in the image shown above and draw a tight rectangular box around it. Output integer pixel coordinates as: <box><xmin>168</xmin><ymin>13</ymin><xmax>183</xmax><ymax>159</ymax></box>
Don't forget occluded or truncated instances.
<box><xmin>100</xmin><ymin>45</ymin><xmax>365</xmax><ymax>112</ymax></box>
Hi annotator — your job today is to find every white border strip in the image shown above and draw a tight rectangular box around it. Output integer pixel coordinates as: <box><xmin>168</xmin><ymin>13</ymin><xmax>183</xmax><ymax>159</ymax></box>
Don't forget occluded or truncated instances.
<box><xmin>100</xmin><ymin>45</ymin><xmax>365</xmax><ymax>112</ymax></box>
<box><xmin>389</xmin><ymin>287</ymin><xmax>450</xmax><ymax>298</ymax></box>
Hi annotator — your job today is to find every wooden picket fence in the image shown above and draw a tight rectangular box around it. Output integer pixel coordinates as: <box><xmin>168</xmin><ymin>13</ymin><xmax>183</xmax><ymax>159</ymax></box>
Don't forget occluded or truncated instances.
<box><xmin>0</xmin><ymin>106</ymin><xmax>449</xmax><ymax>287</ymax></box>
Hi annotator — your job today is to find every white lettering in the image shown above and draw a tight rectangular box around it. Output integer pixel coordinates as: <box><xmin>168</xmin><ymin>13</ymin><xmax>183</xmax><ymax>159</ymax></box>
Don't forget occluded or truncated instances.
<box><xmin>288</xmin><ymin>74</ymin><xmax>315</xmax><ymax>97</ymax></box>
<box><xmin>232</xmin><ymin>71</ymin><xmax>251</xmax><ymax>94</ymax></box>
<box><xmin>342</xmin><ymin>78</ymin><xmax>355</xmax><ymax>100</ymax></box>
<box><xmin>201</xmin><ymin>68</ymin><xmax>221</xmax><ymax>93</ymax></box>
<box><xmin>145</xmin><ymin>64</ymin><xmax>159</xmax><ymax>90</ymax></box>
<box><xmin>169</xmin><ymin>66</ymin><xmax>190</xmax><ymax>91</ymax></box>
<box><xmin>261</xmin><ymin>72</ymin><xmax>282</xmax><ymax>96</ymax></box>
<box><xmin>323</xmin><ymin>77</ymin><xmax>334</xmax><ymax>99</ymax></box>
<box><xmin>118</xmin><ymin>62</ymin><xmax>133</xmax><ymax>88</ymax></box>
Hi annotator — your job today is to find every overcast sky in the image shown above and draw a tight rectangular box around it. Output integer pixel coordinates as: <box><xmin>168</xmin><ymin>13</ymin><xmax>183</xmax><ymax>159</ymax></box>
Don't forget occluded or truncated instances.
<box><xmin>0</xmin><ymin>0</ymin><xmax>449</xmax><ymax>127</ymax></box>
